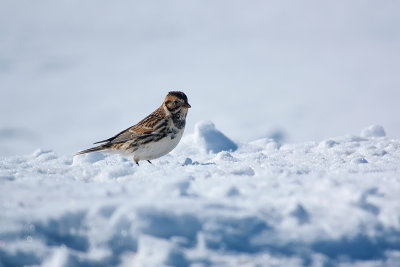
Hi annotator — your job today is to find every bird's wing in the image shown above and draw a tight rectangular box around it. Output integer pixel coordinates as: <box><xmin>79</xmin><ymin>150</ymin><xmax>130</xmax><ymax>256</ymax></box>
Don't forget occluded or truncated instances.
<box><xmin>94</xmin><ymin>107</ymin><xmax>168</xmax><ymax>145</ymax></box>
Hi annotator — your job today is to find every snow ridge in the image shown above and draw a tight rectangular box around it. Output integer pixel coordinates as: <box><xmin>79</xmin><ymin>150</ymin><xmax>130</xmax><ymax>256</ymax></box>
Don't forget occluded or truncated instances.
<box><xmin>0</xmin><ymin>123</ymin><xmax>400</xmax><ymax>266</ymax></box>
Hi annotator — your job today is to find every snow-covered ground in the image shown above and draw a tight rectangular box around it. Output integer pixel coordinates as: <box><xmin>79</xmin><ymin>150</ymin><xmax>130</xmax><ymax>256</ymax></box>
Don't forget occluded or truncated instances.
<box><xmin>1</xmin><ymin>123</ymin><xmax>400</xmax><ymax>266</ymax></box>
<box><xmin>1</xmin><ymin>1</ymin><xmax>400</xmax><ymax>266</ymax></box>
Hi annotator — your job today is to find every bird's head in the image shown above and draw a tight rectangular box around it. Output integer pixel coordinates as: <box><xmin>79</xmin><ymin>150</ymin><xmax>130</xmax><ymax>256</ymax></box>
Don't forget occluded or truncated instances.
<box><xmin>163</xmin><ymin>91</ymin><xmax>191</xmax><ymax>114</ymax></box>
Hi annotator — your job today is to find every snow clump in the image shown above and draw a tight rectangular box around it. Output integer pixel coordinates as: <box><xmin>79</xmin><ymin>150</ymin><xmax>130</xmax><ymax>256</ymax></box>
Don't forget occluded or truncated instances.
<box><xmin>194</xmin><ymin>120</ymin><xmax>238</xmax><ymax>153</ymax></box>
<box><xmin>360</xmin><ymin>125</ymin><xmax>386</xmax><ymax>138</ymax></box>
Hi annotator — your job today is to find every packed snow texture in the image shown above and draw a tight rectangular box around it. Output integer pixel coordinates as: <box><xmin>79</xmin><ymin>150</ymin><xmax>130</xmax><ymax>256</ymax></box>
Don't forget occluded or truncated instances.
<box><xmin>1</xmin><ymin>123</ymin><xmax>400</xmax><ymax>267</ymax></box>
<box><xmin>1</xmin><ymin>1</ymin><xmax>399</xmax><ymax>266</ymax></box>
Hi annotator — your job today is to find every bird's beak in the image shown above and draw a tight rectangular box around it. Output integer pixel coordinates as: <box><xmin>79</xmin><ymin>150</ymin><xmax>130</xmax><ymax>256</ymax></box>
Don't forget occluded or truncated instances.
<box><xmin>183</xmin><ymin>103</ymin><xmax>191</xmax><ymax>108</ymax></box>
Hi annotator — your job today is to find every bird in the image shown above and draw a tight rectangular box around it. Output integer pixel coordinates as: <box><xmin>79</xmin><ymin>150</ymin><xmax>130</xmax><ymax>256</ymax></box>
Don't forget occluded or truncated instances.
<box><xmin>76</xmin><ymin>91</ymin><xmax>191</xmax><ymax>165</ymax></box>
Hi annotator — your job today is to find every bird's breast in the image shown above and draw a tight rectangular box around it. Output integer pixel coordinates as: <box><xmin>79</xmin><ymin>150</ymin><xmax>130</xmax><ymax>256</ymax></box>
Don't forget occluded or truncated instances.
<box><xmin>132</xmin><ymin>127</ymin><xmax>184</xmax><ymax>161</ymax></box>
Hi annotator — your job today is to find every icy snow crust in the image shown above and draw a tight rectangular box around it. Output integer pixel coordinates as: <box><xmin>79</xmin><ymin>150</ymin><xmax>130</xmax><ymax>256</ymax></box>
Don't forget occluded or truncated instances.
<box><xmin>1</xmin><ymin>123</ymin><xmax>400</xmax><ymax>267</ymax></box>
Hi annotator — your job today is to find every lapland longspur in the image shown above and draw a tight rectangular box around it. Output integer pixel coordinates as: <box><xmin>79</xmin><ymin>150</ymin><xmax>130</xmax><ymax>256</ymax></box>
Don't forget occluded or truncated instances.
<box><xmin>76</xmin><ymin>91</ymin><xmax>191</xmax><ymax>165</ymax></box>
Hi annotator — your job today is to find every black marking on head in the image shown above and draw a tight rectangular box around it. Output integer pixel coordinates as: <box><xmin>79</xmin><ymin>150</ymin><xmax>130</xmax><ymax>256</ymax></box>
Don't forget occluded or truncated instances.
<box><xmin>168</xmin><ymin>91</ymin><xmax>188</xmax><ymax>104</ymax></box>
<box><xmin>165</xmin><ymin>100</ymin><xmax>183</xmax><ymax>113</ymax></box>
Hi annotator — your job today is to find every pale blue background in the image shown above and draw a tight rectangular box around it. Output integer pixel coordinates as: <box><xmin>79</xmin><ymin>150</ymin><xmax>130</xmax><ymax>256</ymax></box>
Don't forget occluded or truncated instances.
<box><xmin>1</xmin><ymin>0</ymin><xmax>399</xmax><ymax>156</ymax></box>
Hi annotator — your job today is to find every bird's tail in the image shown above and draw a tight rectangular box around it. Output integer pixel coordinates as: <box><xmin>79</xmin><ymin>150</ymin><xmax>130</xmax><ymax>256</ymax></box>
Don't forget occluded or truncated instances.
<box><xmin>75</xmin><ymin>144</ymin><xmax>109</xmax><ymax>156</ymax></box>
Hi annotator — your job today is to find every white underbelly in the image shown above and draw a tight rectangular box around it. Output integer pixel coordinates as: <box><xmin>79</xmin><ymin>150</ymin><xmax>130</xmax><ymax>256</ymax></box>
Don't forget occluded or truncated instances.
<box><xmin>132</xmin><ymin>129</ymin><xmax>184</xmax><ymax>161</ymax></box>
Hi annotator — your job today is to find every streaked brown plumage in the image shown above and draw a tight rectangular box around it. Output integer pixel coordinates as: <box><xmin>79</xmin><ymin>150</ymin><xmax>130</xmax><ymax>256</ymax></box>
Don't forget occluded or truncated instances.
<box><xmin>76</xmin><ymin>91</ymin><xmax>191</xmax><ymax>165</ymax></box>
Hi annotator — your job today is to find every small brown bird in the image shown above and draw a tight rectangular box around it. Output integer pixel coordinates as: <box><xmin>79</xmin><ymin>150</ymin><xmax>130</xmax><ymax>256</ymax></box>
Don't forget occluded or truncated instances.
<box><xmin>76</xmin><ymin>91</ymin><xmax>191</xmax><ymax>165</ymax></box>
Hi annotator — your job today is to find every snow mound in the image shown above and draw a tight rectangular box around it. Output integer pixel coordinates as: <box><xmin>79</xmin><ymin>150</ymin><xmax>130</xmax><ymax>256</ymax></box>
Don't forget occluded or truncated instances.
<box><xmin>361</xmin><ymin>125</ymin><xmax>386</xmax><ymax>138</ymax></box>
<box><xmin>194</xmin><ymin>120</ymin><xmax>238</xmax><ymax>153</ymax></box>
<box><xmin>1</xmin><ymin>122</ymin><xmax>400</xmax><ymax>266</ymax></box>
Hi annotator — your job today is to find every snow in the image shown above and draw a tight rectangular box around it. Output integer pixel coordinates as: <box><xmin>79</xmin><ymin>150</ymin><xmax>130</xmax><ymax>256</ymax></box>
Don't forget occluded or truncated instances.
<box><xmin>1</xmin><ymin>1</ymin><xmax>400</xmax><ymax>266</ymax></box>
<box><xmin>194</xmin><ymin>121</ymin><xmax>238</xmax><ymax>153</ymax></box>
<box><xmin>361</xmin><ymin>125</ymin><xmax>386</xmax><ymax>138</ymax></box>
<box><xmin>1</xmin><ymin>123</ymin><xmax>400</xmax><ymax>266</ymax></box>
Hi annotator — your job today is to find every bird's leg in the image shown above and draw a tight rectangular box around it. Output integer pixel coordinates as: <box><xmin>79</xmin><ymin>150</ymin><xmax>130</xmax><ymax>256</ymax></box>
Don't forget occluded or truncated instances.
<box><xmin>147</xmin><ymin>160</ymin><xmax>152</xmax><ymax>164</ymax></box>
<box><xmin>134</xmin><ymin>160</ymin><xmax>139</xmax><ymax>166</ymax></box>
